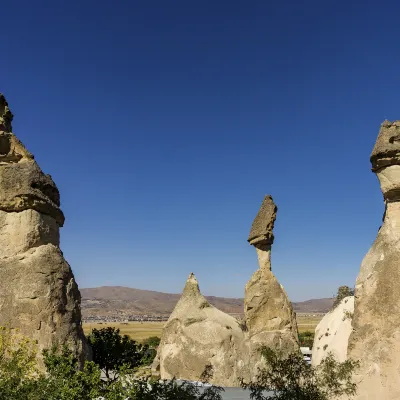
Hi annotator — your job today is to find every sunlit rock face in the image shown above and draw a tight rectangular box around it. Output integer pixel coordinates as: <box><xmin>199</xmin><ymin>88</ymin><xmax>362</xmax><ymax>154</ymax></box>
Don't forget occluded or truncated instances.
<box><xmin>152</xmin><ymin>273</ymin><xmax>249</xmax><ymax>386</ymax></box>
<box><xmin>245</xmin><ymin>196</ymin><xmax>299</xmax><ymax>375</ymax></box>
<box><xmin>0</xmin><ymin>94</ymin><xmax>89</xmax><ymax>367</ymax></box>
<box><xmin>153</xmin><ymin>195</ymin><xmax>298</xmax><ymax>386</ymax></box>
<box><xmin>312</xmin><ymin>296</ymin><xmax>354</xmax><ymax>366</ymax></box>
<box><xmin>347</xmin><ymin>120</ymin><xmax>400</xmax><ymax>400</ymax></box>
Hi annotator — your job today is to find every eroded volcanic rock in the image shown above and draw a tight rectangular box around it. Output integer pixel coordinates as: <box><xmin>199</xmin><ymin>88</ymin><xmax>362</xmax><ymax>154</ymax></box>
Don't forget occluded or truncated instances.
<box><xmin>245</xmin><ymin>195</ymin><xmax>299</xmax><ymax>374</ymax></box>
<box><xmin>154</xmin><ymin>195</ymin><xmax>298</xmax><ymax>385</ymax></box>
<box><xmin>347</xmin><ymin>120</ymin><xmax>400</xmax><ymax>399</ymax></box>
<box><xmin>152</xmin><ymin>273</ymin><xmax>249</xmax><ymax>386</ymax></box>
<box><xmin>0</xmin><ymin>94</ymin><xmax>88</xmax><ymax>366</ymax></box>
<box><xmin>312</xmin><ymin>296</ymin><xmax>354</xmax><ymax>366</ymax></box>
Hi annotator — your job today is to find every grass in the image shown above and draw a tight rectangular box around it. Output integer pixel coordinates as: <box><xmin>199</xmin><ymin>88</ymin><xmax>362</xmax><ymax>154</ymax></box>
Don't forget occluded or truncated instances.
<box><xmin>83</xmin><ymin>322</ymin><xmax>165</xmax><ymax>342</ymax></box>
<box><xmin>83</xmin><ymin>313</ymin><xmax>324</xmax><ymax>341</ymax></box>
<box><xmin>296</xmin><ymin>314</ymin><xmax>323</xmax><ymax>333</ymax></box>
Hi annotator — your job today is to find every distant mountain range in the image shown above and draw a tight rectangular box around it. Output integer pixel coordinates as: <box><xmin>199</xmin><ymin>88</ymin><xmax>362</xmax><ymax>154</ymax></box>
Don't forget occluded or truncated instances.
<box><xmin>80</xmin><ymin>286</ymin><xmax>333</xmax><ymax>317</ymax></box>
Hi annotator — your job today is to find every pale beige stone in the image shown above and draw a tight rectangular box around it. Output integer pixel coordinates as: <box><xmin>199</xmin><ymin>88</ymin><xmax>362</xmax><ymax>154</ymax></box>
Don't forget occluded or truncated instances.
<box><xmin>154</xmin><ymin>195</ymin><xmax>299</xmax><ymax>386</ymax></box>
<box><xmin>0</xmin><ymin>209</ymin><xmax>59</xmax><ymax>257</ymax></box>
<box><xmin>347</xmin><ymin>121</ymin><xmax>400</xmax><ymax>400</ymax></box>
<box><xmin>0</xmin><ymin>94</ymin><xmax>88</xmax><ymax>367</ymax></box>
<box><xmin>153</xmin><ymin>273</ymin><xmax>249</xmax><ymax>386</ymax></box>
<box><xmin>348</xmin><ymin>199</ymin><xmax>400</xmax><ymax>400</ymax></box>
<box><xmin>312</xmin><ymin>296</ymin><xmax>354</xmax><ymax>366</ymax></box>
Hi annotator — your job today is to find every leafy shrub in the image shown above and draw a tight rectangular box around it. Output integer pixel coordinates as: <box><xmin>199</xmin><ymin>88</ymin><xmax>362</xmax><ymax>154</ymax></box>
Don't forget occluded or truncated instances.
<box><xmin>332</xmin><ymin>286</ymin><xmax>354</xmax><ymax>310</ymax></box>
<box><xmin>0</xmin><ymin>327</ymin><xmax>39</xmax><ymax>400</ymax></box>
<box><xmin>142</xmin><ymin>336</ymin><xmax>161</xmax><ymax>348</ymax></box>
<box><xmin>242</xmin><ymin>347</ymin><xmax>359</xmax><ymax>400</ymax></box>
<box><xmin>87</xmin><ymin>327</ymin><xmax>147</xmax><ymax>381</ymax></box>
<box><xmin>298</xmin><ymin>331</ymin><xmax>314</xmax><ymax>348</ymax></box>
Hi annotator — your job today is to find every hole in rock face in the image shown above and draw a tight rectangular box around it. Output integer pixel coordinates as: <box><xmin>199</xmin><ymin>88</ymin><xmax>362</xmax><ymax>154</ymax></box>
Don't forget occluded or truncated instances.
<box><xmin>0</xmin><ymin>135</ymin><xmax>11</xmax><ymax>155</ymax></box>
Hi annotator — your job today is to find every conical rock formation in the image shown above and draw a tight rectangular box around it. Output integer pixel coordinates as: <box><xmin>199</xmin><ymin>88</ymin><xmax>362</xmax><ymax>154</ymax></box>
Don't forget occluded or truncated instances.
<box><xmin>347</xmin><ymin>120</ymin><xmax>400</xmax><ymax>399</ymax></box>
<box><xmin>154</xmin><ymin>195</ymin><xmax>298</xmax><ymax>386</ymax></box>
<box><xmin>152</xmin><ymin>273</ymin><xmax>249</xmax><ymax>386</ymax></box>
<box><xmin>312</xmin><ymin>296</ymin><xmax>354</xmax><ymax>366</ymax></box>
<box><xmin>0</xmin><ymin>94</ymin><xmax>88</xmax><ymax>365</ymax></box>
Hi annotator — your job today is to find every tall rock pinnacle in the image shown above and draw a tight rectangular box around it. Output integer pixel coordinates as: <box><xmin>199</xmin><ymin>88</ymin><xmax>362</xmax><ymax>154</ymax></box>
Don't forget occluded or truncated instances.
<box><xmin>0</xmin><ymin>94</ymin><xmax>88</xmax><ymax>365</ymax></box>
<box><xmin>347</xmin><ymin>120</ymin><xmax>400</xmax><ymax>399</ymax></box>
<box><xmin>245</xmin><ymin>195</ymin><xmax>298</xmax><ymax>363</ymax></box>
<box><xmin>154</xmin><ymin>195</ymin><xmax>299</xmax><ymax>386</ymax></box>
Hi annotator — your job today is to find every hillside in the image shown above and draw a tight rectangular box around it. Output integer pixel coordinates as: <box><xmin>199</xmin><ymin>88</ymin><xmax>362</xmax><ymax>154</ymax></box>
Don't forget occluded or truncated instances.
<box><xmin>80</xmin><ymin>286</ymin><xmax>333</xmax><ymax>317</ymax></box>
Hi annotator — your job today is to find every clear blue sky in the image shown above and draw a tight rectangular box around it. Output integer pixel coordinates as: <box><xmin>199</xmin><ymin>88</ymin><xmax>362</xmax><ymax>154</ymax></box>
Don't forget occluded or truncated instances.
<box><xmin>2</xmin><ymin>0</ymin><xmax>397</xmax><ymax>301</ymax></box>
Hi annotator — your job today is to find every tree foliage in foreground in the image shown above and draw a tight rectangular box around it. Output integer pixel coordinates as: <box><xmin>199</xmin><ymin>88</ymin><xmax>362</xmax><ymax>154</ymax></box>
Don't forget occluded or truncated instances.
<box><xmin>0</xmin><ymin>326</ymin><xmax>224</xmax><ymax>400</ymax></box>
<box><xmin>0</xmin><ymin>326</ymin><xmax>360</xmax><ymax>400</ymax></box>
<box><xmin>242</xmin><ymin>347</ymin><xmax>359</xmax><ymax>400</ymax></box>
<box><xmin>87</xmin><ymin>327</ymin><xmax>149</xmax><ymax>381</ymax></box>
<box><xmin>332</xmin><ymin>286</ymin><xmax>354</xmax><ymax>309</ymax></box>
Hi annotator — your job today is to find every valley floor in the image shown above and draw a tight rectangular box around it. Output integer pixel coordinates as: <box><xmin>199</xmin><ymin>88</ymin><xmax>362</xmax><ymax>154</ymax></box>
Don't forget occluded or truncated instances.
<box><xmin>82</xmin><ymin>314</ymin><xmax>323</xmax><ymax>342</ymax></box>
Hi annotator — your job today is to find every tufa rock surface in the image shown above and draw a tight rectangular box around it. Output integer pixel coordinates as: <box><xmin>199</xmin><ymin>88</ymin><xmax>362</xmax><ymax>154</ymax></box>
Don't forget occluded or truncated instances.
<box><xmin>154</xmin><ymin>195</ymin><xmax>298</xmax><ymax>386</ymax></box>
<box><xmin>0</xmin><ymin>94</ymin><xmax>88</xmax><ymax>366</ymax></box>
<box><xmin>247</xmin><ymin>195</ymin><xmax>277</xmax><ymax>246</ymax></box>
<box><xmin>245</xmin><ymin>195</ymin><xmax>299</xmax><ymax>374</ymax></box>
<box><xmin>347</xmin><ymin>120</ymin><xmax>400</xmax><ymax>399</ymax></box>
<box><xmin>152</xmin><ymin>273</ymin><xmax>249</xmax><ymax>386</ymax></box>
<box><xmin>312</xmin><ymin>296</ymin><xmax>354</xmax><ymax>366</ymax></box>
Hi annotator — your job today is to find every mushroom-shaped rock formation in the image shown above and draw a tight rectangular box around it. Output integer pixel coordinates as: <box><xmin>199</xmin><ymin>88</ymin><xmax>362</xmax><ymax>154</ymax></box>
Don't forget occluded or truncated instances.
<box><xmin>154</xmin><ymin>195</ymin><xmax>298</xmax><ymax>386</ymax></box>
<box><xmin>245</xmin><ymin>195</ymin><xmax>299</xmax><ymax>363</ymax></box>
<box><xmin>312</xmin><ymin>296</ymin><xmax>354</xmax><ymax>366</ymax></box>
<box><xmin>347</xmin><ymin>120</ymin><xmax>400</xmax><ymax>399</ymax></box>
<box><xmin>0</xmin><ymin>94</ymin><xmax>89</xmax><ymax>366</ymax></box>
<box><xmin>152</xmin><ymin>273</ymin><xmax>249</xmax><ymax>386</ymax></box>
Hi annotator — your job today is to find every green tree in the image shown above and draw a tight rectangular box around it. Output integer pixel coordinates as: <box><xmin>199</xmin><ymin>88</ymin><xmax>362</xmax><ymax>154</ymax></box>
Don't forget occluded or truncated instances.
<box><xmin>242</xmin><ymin>347</ymin><xmax>359</xmax><ymax>400</ymax></box>
<box><xmin>142</xmin><ymin>336</ymin><xmax>161</xmax><ymax>348</ymax></box>
<box><xmin>128</xmin><ymin>378</ymin><xmax>224</xmax><ymax>400</ymax></box>
<box><xmin>39</xmin><ymin>346</ymin><xmax>103</xmax><ymax>400</ymax></box>
<box><xmin>0</xmin><ymin>327</ymin><xmax>39</xmax><ymax>400</ymax></box>
<box><xmin>298</xmin><ymin>331</ymin><xmax>314</xmax><ymax>348</ymax></box>
<box><xmin>332</xmin><ymin>286</ymin><xmax>354</xmax><ymax>309</ymax></box>
<box><xmin>87</xmin><ymin>327</ymin><xmax>146</xmax><ymax>381</ymax></box>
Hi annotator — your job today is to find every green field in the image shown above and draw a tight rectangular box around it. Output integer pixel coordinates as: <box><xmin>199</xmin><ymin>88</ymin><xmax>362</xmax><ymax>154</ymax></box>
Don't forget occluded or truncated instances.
<box><xmin>83</xmin><ymin>313</ymin><xmax>323</xmax><ymax>341</ymax></box>
<box><xmin>83</xmin><ymin>321</ymin><xmax>165</xmax><ymax>342</ymax></box>
<box><xmin>296</xmin><ymin>314</ymin><xmax>323</xmax><ymax>333</ymax></box>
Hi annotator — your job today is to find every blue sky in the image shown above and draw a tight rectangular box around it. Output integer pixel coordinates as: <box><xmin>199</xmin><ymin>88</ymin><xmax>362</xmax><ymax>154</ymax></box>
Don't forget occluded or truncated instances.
<box><xmin>1</xmin><ymin>0</ymin><xmax>398</xmax><ymax>300</ymax></box>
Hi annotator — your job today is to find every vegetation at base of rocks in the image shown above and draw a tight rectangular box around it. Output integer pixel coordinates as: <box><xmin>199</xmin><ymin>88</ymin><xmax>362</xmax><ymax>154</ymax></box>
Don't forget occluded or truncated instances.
<box><xmin>332</xmin><ymin>286</ymin><xmax>354</xmax><ymax>310</ymax></box>
<box><xmin>142</xmin><ymin>336</ymin><xmax>161</xmax><ymax>348</ymax></box>
<box><xmin>130</xmin><ymin>378</ymin><xmax>224</xmax><ymax>400</ymax></box>
<box><xmin>241</xmin><ymin>347</ymin><xmax>359</xmax><ymax>400</ymax></box>
<box><xmin>0</xmin><ymin>326</ymin><xmax>360</xmax><ymax>400</ymax></box>
<box><xmin>87</xmin><ymin>327</ymin><xmax>153</xmax><ymax>381</ymax></box>
<box><xmin>298</xmin><ymin>331</ymin><xmax>314</xmax><ymax>348</ymax></box>
<box><xmin>0</xmin><ymin>326</ymin><xmax>224</xmax><ymax>400</ymax></box>
<box><xmin>0</xmin><ymin>327</ymin><xmax>39</xmax><ymax>399</ymax></box>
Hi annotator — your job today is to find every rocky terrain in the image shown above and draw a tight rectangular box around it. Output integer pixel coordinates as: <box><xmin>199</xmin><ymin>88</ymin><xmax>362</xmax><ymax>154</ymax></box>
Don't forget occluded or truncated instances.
<box><xmin>347</xmin><ymin>120</ymin><xmax>400</xmax><ymax>400</ymax></box>
<box><xmin>153</xmin><ymin>195</ymin><xmax>299</xmax><ymax>386</ymax></box>
<box><xmin>0</xmin><ymin>94</ymin><xmax>89</xmax><ymax>366</ymax></box>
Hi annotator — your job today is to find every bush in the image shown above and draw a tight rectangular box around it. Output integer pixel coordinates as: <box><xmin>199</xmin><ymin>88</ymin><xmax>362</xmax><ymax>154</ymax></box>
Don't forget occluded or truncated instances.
<box><xmin>332</xmin><ymin>286</ymin><xmax>354</xmax><ymax>309</ymax></box>
<box><xmin>87</xmin><ymin>327</ymin><xmax>147</xmax><ymax>381</ymax></box>
<box><xmin>0</xmin><ymin>326</ymin><xmax>359</xmax><ymax>400</ymax></box>
<box><xmin>142</xmin><ymin>336</ymin><xmax>161</xmax><ymax>348</ymax></box>
<box><xmin>242</xmin><ymin>347</ymin><xmax>359</xmax><ymax>400</ymax></box>
<box><xmin>0</xmin><ymin>327</ymin><xmax>39</xmax><ymax>400</ymax></box>
<box><xmin>298</xmin><ymin>331</ymin><xmax>314</xmax><ymax>348</ymax></box>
